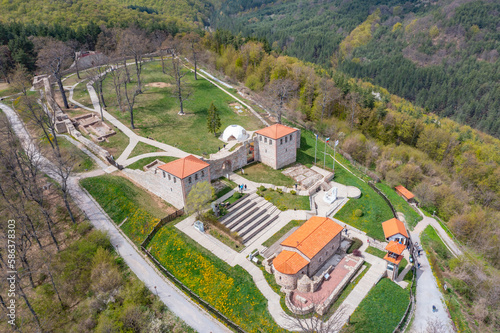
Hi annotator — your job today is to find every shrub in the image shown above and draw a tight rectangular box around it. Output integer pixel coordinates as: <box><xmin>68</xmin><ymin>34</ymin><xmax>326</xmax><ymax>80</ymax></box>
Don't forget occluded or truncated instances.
<box><xmin>347</xmin><ymin>238</ymin><xmax>363</xmax><ymax>254</ymax></box>
<box><xmin>290</xmin><ymin>190</ymin><xmax>296</xmax><ymax>195</ymax></box>
<box><xmin>233</xmin><ymin>192</ymin><xmax>241</xmax><ymax>200</ymax></box>
<box><xmin>353</xmin><ymin>249</ymin><xmax>362</xmax><ymax>257</ymax></box>
<box><xmin>278</xmin><ymin>204</ymin><xmax>288</xmax><ymax>211</ymax></box>
<box><xmin>258</xmin><ymin>185</ymin><xmax>266</xmax><ymax>192</ymax></box>
<box><xmin>354</xmin><ymin>209</ymin><xmax>363</xmax><ymax>217</ymax></box>
<box><xmin>276</xmin><ymin>188</ymin><xmax>283</xmax><ymax>194</ymax></box>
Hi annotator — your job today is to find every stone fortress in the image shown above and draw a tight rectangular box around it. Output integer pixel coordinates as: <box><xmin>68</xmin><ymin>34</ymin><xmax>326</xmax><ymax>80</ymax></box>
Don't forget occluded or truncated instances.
<box><xmin>151</xmin><ymin>123</ymin><xmax>301</xmax><ymax>208</ymax></box>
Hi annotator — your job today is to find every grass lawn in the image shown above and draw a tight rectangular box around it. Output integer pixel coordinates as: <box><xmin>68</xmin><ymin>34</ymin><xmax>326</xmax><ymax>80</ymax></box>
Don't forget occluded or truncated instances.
<box><xmin>294</xmin><ymin>130</ymin><xmax>393</xmax><ymax>240</ymax></box>
<box><xmin>398</xmin><ymin>258</ymin><xmax>408</xmax><ymax>276</ymax></box>
<box><xmin>101</xmin><ymin>61</ymin><xmax>264</xmax><ymax>156</ymax></box>
<box><xmin>80</xmin><ymin>175</ymin><xmax>174</xmax><ymax>245</ymax></box>
<box><xmin>375</xmin><ymin>182</ymin><xmax>422</xmax><ymax>230</ymax></box>
<box><xmin>72</xmin><ymin>81</ymin><xmax>93</xmax><ymax>108</ymax></box>
<box><xmin>263</xmin><ymin>220</ymin><xmax>305</xmax><ymax>247</ymax></box>
<box><xmin>421</xmin><ymin>225</ymin><xmax>452</xmax><ymax>263</ymax></box>
<box><xmin>149</xmin><ymin>225</ymin><xmax>284</xmax><ymax>333</ymax></box>
<box><xmin>343</xmin><ymin>278</ymin><xmax>410</xmax><ymax>333</ymax></box>
<box><xmin>347</xmin><ymin>238</ymin><xmax>363</xmax><ymax>254</ymax></box>
<box><xmin>240</xmin><ymin>162</ymin><xmax>295</xmax><ymax>187</ymax></box>
<box><xmin>209</xmin><ymin>228</ymin><xmax>244</xmax><ymax>252</ymax></box>
<box><xmin>127</xmin><ymin>156</ymin><xmax>178</xmax><ymax>170</ymax></box>
<box><xmin>262</xmin><ymin>189</ymin><xmax>310</xmax><ymax>211</ymax></box>
<box><xmin>365</xmin><ymin>246</ymin><xmax>387</xmax><ymax>259</ymax></box>
<box><xmin>223</xmin><ymin>192</ymin><xmax>246</xmax><ymax>206</ymax></box>
<box><xmin>96</xmin><ymin>127</ymin><xmax>130</xmax><ymax>158</ymax></box>
<box><xmin>128</xmin><ymin>141</ymin><xmax>164</xmax><ymax>158</ymax></box>
<box><xmin>56</xmin><ymin>137</ymin><xmax>96</xmax><ymax>173</ymax></box>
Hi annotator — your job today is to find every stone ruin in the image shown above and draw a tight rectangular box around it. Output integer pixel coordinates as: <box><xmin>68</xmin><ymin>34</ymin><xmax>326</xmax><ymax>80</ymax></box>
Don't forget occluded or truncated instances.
<box><xmin>71</xmin><ymin>113</ymin><xmax>116</xmax><ymax>142</ymax></box>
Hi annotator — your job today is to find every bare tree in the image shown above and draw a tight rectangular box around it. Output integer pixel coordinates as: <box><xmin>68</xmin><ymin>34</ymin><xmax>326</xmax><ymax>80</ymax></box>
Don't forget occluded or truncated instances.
<box><xmin>36</xmin><ymin>39</ymin><xmax>73</xmax><ymax>109</ymax></box>
<box><xmin>123</xmin><ymin>78</ymin><xmax>141</xmax><ymax>129</ymax></box>
<box><xmin>87</xmin><ymin>56</ymin><xmax>110</xmax><ymax>120</ymax></box>
<box><xmin>66</xmin><ymin>39</ymin><xmax>85</xmax><ymax>80</ymax></box>
<box><xmin>267</xmin><ymin>78</ymin><xmax>298</xmax><ymax>124</ymax></box>
<box><xmin>108</xmin><ymin>61</ymin><xmax>126</xmax><ymax>112</ymax></box>
<box><xmin>183</xmin><ymin>32</ymin><xmax>202</xmax><ymax>80</ymax></box>
<box><xmin>152</xmin><ymin>30</ymin><xmax>168</xmax><ymax>74</ymax></box>
<box><xmin>163</xmin><ymin>37</ymin><xmax>192</xmax><ymax>115</ymax></box>
<box><xmin>317</xmin><ymin>78</ymin><xmax>340</xmax><ymax>122</ymax></box>
<box><xmin>118</xmin><ymin>27</ymin><xmax>150</xmax><ymax>93</ymax></box>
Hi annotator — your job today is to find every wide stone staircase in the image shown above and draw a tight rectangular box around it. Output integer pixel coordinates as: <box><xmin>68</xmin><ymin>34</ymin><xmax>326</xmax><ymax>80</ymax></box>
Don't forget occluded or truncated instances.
<box><xmin>220</xmin><ymin>193</ymin><xmax>280</xmax><ymax>244</ymax></box>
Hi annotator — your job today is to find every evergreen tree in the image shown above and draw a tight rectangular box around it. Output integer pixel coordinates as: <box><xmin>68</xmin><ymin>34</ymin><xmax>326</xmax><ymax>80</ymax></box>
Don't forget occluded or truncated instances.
<box><xmin>207</xmin><ymin>102</ymin><xmax>221</xmax><ymax>137</ymax></box>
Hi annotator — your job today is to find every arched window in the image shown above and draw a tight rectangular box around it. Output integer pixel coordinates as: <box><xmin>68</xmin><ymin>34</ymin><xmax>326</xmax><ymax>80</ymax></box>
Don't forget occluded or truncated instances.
<box><xmin>188</xmin><ymin>177</ymin><xmax>192</xmax><ymax>184</ymax></box>
<box><xmin>195</xmin><ymin>173</ymin><xmax>198</xmax><ymax>181</ymax></box>
<box><xmin>201</xmin><ymin>170</ymin><xmax>204</xmax><ymax>177</ymax></box>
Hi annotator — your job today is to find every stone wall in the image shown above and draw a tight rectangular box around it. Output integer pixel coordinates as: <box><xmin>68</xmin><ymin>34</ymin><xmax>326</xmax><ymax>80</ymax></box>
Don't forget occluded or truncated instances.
<box><xmin>181</xmin><ymin>166</ymin><xmax>211</xmax><ymax>204</ymax></box>
<box><xmin>203</xmin><ymin>143</ymin><xmax>247</xmax><ymax>180</ymax></box>
<box><xmin>273</xmin><ymin>268</ymin><xmax>304</xmax><ymax>291</ymax></box>
<box><xmin>255</xmin><ymin>134</ymin><xmax>277</xmax><ymax>169</ymax></box>
<box><xmin>308</xmin><ymin>233</ymin><xmax>342</xmax><ymax>275</ymax></box>
<box><xmin>275</xmin><ymin>131</ymin><xmax>298</xmax><ymax>170</ymax></box>
<box><xmin>155</xmin><ymin>168</ymin><xmax>186</xmax><ymax>209</ymax></box>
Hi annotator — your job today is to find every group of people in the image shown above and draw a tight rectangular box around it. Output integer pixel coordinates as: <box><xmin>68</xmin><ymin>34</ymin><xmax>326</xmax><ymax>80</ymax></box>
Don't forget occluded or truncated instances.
<box><xmin>239</xmin><ymin>184</ymin><xmax>247</xmax><ymax>192</ymax></box>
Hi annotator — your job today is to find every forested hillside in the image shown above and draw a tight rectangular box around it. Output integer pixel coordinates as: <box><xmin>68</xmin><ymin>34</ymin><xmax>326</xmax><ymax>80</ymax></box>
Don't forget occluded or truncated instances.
<box><xmin>212</xmin><ymin>0</ymin><xmax>500</xmax><ymax>137</ymax></box>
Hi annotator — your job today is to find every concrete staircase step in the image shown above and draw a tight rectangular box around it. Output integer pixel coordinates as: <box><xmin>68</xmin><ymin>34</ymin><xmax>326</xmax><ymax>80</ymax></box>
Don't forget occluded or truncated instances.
<box><xmin>243</xmin><ymin>213</ymin><xmax>280</xmax><ymax>243</ymax></box>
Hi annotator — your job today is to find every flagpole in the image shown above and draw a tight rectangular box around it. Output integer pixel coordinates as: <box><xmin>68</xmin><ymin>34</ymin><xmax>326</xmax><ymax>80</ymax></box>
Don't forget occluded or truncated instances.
<box><xmin>324</xmin><ymin>137</ymin><xmax>329</xmax><ymax>169</ymax></box>
<box><xmin>314</xmin><ymin>134</ymin><xmax>318</xmax><ymax>165</ymax></box>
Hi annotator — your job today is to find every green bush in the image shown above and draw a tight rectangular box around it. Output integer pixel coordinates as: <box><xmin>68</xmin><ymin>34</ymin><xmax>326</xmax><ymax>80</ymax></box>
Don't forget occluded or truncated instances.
<box><xmin>276</xmin><ymin>188</ymin><xmax>283</xmax><ymax>194</ymax></box>
<box><xmin>258</xmin><ymin>185</ymin><xmax>266</xmax><ymax>192</ymax></box>
<box><xmin>347</xmin><ymin>238</ymin><xmax>363</xmax><ymax>253</ymax></box>
<box><xmin>233</xmin><ymin>192</ymin><xmax>241</xmax><ymax>200</ymax></box>
<box><xmin>355</xmin><ymin>209</ymin><xmax>364</xmax><ymax>217</ymax></box>
<box><xmin>290</xmin><ymin>190</ymin><xmax>296</xmax><ymax>195</ymax></box>
<box><xmin>278</xmin><ymin>204</ymin><xmax>288</xmax><ymax>211</ymax></box>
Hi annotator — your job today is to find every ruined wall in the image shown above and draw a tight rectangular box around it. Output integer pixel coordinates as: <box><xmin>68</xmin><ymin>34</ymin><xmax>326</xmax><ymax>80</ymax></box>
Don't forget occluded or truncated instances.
<box><xmin>203</xmin><ymin>143</ymin><xmax>247</xmax><ymax>180</ymax></box>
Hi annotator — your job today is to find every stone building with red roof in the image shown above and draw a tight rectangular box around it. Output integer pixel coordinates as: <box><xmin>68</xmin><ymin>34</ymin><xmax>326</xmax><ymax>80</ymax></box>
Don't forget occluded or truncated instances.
<box><xmin>254</xmin><ymin>124</ymin><xmax>300</xmax><ymax>169</ymax></box>
<box><xmin>271</xmin><ymin>216</ymin><xmax>343</xmax><ymax>290</ymax></box>
<box><xmin>156</xmin><ymin>155</ymin><xmax>211</xmax><ymax>208</ymax></box>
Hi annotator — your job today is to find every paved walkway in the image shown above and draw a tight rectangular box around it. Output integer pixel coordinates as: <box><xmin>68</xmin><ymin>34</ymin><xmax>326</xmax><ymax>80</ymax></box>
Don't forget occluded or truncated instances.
<box><xmin>68</xmin><ymin>81</ymin><xmax>191</xmax><ymax>165</ymax></box>
<box><xmin>0</xmin><ymin>101</ymin><xmax>231</xmax><ymax>333</ymax></box>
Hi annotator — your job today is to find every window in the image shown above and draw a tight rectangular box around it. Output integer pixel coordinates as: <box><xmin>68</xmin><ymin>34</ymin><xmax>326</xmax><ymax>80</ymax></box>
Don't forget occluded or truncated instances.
<box><xmin>195</xmin><ymin>173</ymin><xmax>198</xmax><ymax>181</ymax></box>
<box><xmin>259</xmin><ymin>135</ymin><xmax>262</xmax><ymax>141</ymax></box>
<box><xmin>290</xmin><ymin>134</ymin><xmax>293</xmax><ymax>141</ymax></box>
<box><xmin>174</xmin><ymin>177</ymin><xmax>176</xmax><ymax>183</ymax></box>
<box><xmin>285</xmin><ymin>136</ymin><xmax>287</xmax><ymax>143</ymax></box>
<box><xmin>188</xmin><ymin>177</ymin><xmax>192</xmax><ymax>184</ymax></box>
<box><xmin>280</xmin><ymin>138</ymin><xmax>283</xmax><ymax>145</ymax></box>
<box><xmin>264</xmin><ymin>137</ymin><xmax>267</xmax><ymax>143</ymax></box>
<box><xmin>168</xmin><ymin>174</ymin><xmax>171</xmax><ymax>180</ymax></box>
<box><xmin>279</xmin><ymin>276</ymin><xmax>281</xmax><ymax>280</ymax></box>
<box><xmin>270</xmin><ymin>139</ymin><xmax>273</xmax><ymax>145</ymax></box>
<box><xmin>201</xmin><ymin>170</ymin><xmax>204</xmax><ymax>177</ymax></box>
<box><xmin>162</xmin><ymin>171</ymin><xmax>166</xmax><ymax>178</ymax></box>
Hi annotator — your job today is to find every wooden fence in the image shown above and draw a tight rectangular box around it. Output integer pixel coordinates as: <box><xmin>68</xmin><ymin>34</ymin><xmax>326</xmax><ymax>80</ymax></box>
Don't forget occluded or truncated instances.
<box><xmin>141</xmin><ymin>209</ymin><xmax>183</xmax><ymax>248</ymax></box>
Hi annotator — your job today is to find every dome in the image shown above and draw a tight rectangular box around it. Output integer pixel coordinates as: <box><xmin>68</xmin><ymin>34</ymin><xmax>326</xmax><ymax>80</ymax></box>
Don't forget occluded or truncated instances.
<box><xmin>221</xmin><ymin>125</ymin><xmax>248</xmax><ymax>142</ymax></box>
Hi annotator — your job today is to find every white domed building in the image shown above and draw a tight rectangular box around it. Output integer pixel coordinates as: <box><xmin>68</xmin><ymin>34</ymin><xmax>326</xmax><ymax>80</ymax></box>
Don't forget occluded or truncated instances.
<box><xmin>221</xmin><ymin>125</ymin><xmax>249</xmax><ymax>142</ymax></box>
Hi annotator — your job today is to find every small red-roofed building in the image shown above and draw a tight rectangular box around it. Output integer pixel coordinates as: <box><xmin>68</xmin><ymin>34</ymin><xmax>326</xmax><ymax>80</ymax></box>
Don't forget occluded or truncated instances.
<box><xmin>271</xmin><ymin>216</ymin><xmax>343</xmax><ymax>290</ymax></box>
<box><xmin>384</xmin><ymin>241</ymin><xmax>407</xmax><ymax>280</ymax></box>
<box><xmin>255</xmin><ymin>123</ymin><xmax>300</xmax><ymax>169</ymax></box>
<box><xmin>395</xmin><ymin>185</ymin><xmax>415</xmax><ymax>203</ymax></box>
<box><xmin>156</xmin><ymin>155</ymin><xmax>211</xmax><ymax>208</ymax></box>
<box><xmin>382</xmin><ymin>218</ymin><xmax>409</xmax><ymax>245</ymax></box>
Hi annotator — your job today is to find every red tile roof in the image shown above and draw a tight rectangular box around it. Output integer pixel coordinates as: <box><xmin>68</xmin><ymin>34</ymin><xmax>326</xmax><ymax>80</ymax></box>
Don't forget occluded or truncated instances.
<box><xmin>382</xmin><ymin>218</ymin><xmax>409</xmax><ymax>239</ymax></box>
<box><xmin>157</xmin><ymin>155</ymin><xmax>209</xmax><ymax>179</ymax></box>
<box><xmin>255</xmin><ymin>124</ymin><xmax>297</xmax><ymax>140</ymax></box>
<box><xmin>273</xmin><ymin>250</ymin><xmax>309</xmax><ymax>275</ymax></box>
<box><xmin>281</xmin><ymin>216</ymin><xmax>343</xmax><ymax>259</ymax></box>
<box><xmin>395</xmin><ymin>185</ymin><xmax>415</xmax><ymax>200</ymax></box>
<box><xmin>383</xmin><ymin>253</ymin><xmax>404</xmax><ymax>265</ymax></box>
<box><xmin>385</xmin><ymin>241</ymin><xmax>406</xmax><ymax>255</ymax></box>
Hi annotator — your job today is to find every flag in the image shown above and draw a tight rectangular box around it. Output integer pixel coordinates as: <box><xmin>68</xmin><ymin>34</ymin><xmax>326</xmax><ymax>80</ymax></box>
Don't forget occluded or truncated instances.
<box><xmin>334</xmin><ymin>140</ymin><xmax>339</xmax><ymax>147</ymax></box>
<box><xmin>326</xmin><ymin>137</ymin><xmax>330</xmax><ymax>143</ymax></box>
<box><xmin>315</xmin><ymin>134</ymin><xmax>318</xmax><ymax>139</ymax></box>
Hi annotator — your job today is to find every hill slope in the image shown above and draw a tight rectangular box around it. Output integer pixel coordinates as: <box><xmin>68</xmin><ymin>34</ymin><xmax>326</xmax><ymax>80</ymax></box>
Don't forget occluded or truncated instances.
<box><xmin>212</xmin><ymin>0</ymin><xmax>500</xmax><ymax>137</ymax></box>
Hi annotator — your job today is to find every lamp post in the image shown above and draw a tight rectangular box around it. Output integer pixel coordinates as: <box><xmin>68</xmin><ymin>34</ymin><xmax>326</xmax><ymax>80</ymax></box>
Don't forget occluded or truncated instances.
<box><xmin>324</xmin><ymin>137</ymin><xmax>330</xmax><ymax>169</ymax></box>
<box><xmin>333</xmin><ymin>140</ymin><xmax>339</xmax><ymax>172</ymax></box>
